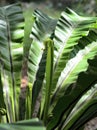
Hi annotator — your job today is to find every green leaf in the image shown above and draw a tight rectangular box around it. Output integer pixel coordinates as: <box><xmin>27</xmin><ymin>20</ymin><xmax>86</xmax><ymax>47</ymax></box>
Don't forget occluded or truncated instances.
<box><xmin>51</xmin><ymin>8</ymin><xmax>97</xmax><ymax>93</ymax></box>
<box><xmin>0</xmin><ymin>3</ymin><xmax>24</xmax><ymax>122</ymax></box>
<box><xmin>0</xmin><ymin>119</ymin><xmax>46</xmax><ymax>130</ymax></box>
<box><xmin>23</xmin><ymin>7</ymin><xmax>34</xmax><ymax>58</ymax></box>
<box><xmin>27</xmin><ymin>10</ymin><xmax>56</xmax><ymax>117</ymax></box>
<box><xmin>62</xmin><ymin>83</ymin><xmax>97</xmax><ymax>130</ymax></box>
<box><xmin>47</xmin><ymin>31</ymin><xmax>97</xmax><ymax>129</ymax></box>
<box><xmin>47</xmin><ymin>72</ymin><xmax>97</xmax><ymax>130</ymax></box>
<box><xmin>28</xmin><ymin>9</ymin><xmax>56</xmax><ymax>86</ymax></box>
<box><xmin>52</xmin><ymin>36</ymin><xmax>97</xmax><ymax>104</ymax></box>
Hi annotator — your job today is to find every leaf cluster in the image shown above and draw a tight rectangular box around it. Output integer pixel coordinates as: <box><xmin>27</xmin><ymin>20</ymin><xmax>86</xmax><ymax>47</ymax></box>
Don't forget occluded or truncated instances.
<box><xmin>0</xmin><ymin>3</ymin><xmax>97</xmax><ymax>130</ymax></box>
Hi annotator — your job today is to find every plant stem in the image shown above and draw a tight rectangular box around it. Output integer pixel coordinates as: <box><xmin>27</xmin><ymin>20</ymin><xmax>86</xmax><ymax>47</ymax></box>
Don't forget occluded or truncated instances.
<box><xmin>43</xmin><ymin>39</ymin><xmax>54</xmax><ymax>124</ymax></box>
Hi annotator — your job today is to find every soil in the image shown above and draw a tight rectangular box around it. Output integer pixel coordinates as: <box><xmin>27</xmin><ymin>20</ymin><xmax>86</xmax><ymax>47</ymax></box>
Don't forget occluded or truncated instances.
<box><xmin>84</xmin><ymin>117</ymin><xmax>97</xmax><ymax>130</ymax></box>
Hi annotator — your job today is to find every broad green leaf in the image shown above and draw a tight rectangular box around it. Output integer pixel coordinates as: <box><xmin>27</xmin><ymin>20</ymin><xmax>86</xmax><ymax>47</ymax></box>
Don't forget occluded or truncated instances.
<box><xmin>71</xmin><ymin>103</ymin><xmax>97</xmax><ymax>130</ymax></box>
<box><xmin>23</xmin><ymin>7</ymin><xmax>34</xmax><ymax>58</ymax></box>
<box><xmin>47</xmin><ymin>31</ymin><xmax>97</xmax><ymax>129</ymax></box>
<box><xmin>47</xmin><ymin>72</ymin><xmax>97</xmax><ymax>130</ymax></box>
<box><xmin>0</xmin><ymin>118</ymin><xmax>46</xmax><ymax>130</ymax></box>
<box><xmin>51</xmin><ymin>8</ymin><xmax>97</xmax><ymax>93</ymax></box>
<box><xmin>28</xmin><ymin>9</ymin><xmax>56</xmax><ymax>83</ymax></box>
<box><xmin>62</xmin><ymin>83</ymin><xmax>97</xmax><ymax>130</ymax></box>
<box><xmin>27</xmin><ymin>10</ymin><xmax>57</xmax><ymax>117</ymax></box>
<box><xmin>52</xmin><ymin>39</ymin><xmax>97</xmax><ymax>103</ymax></box>
<box><xmin>0</xmin><ymin>3</ymin><xmax>24</xmax><ymax>122</ymax></box>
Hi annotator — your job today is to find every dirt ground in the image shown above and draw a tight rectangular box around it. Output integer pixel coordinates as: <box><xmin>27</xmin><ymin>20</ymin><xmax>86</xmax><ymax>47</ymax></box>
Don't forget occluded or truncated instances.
<box><xmin>84</xmin><ymin>117</ymin><xmax>97</xmax><ymax>130</ymax></box>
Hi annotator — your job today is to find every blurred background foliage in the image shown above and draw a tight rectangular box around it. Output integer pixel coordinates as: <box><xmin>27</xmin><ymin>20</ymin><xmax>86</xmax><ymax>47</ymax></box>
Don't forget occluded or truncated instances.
<box><xmin>1</xmin><ymin>0</ymin><xmax>97</xmax><ymax>16</ymax></box>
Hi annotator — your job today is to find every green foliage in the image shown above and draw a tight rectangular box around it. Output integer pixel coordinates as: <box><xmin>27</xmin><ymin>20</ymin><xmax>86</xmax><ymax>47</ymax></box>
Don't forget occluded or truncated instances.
<box><xmin>0</xmin><ymin>2</ymin><xmax>97</xmax><ymax>130</ymax></box>
<box><xmin>0</xmin><ymin>3</ymin><xmax>24</xmax><ymax>122</ymax></box>
<box><xmin>0</xmin><ymin>118</ymin><xmax>46</xmax><ymax>130</ymax></box>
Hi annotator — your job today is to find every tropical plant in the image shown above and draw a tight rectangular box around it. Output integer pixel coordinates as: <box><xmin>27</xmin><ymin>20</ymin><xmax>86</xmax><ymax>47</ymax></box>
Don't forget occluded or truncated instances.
<box><xmin>0</xmin><ymin>3</ymin><xmax>45</xmax><ymax>130</ymax></box>
<box><xmin>0</xmin><ymin>2</ymin><xmax>97</xmax><ymax>130</ymax></box>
